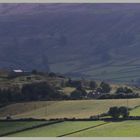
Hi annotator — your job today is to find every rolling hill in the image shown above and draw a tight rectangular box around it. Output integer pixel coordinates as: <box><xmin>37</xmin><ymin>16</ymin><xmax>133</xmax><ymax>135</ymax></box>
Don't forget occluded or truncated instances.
<box><xmin>1</xmin><ymin>4</ymin><xmax>140</xmax><ymax>83</ymax></box>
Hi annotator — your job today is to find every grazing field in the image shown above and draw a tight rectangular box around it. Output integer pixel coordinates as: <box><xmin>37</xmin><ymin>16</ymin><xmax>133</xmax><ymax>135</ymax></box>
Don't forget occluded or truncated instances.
<box><xmin>9</xmin><ymin>121</ymin><xmax>104</xmax><ymax>137</ymax></box>
<box><xmin>0</xmin><ymin>121</ymin><xmax>47</xmax><ymax>136</ymax></box>
<box><xmin>8</xmin><ymin>120</ymin><xmax>140</xmax><ymax>137</ymax></box>
<box><xmin>130</xmin><ymin>106</ymin><xmax>140</xmax><ymax>116</ymax></box>
<box><xmin>0</xmin><ymin>99</ymin><xmax>140</xmax><ymax>119</ymax></box>
<box><xmin>69</xmin><ymin>121</ymin><xmax>140</xmax><ymax>137</ymax></box>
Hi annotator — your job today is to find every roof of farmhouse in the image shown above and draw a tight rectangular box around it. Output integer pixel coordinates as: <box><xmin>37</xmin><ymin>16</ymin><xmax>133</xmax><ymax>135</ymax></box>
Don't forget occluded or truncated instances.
<box><xmin>13</xmin><ymin>70</ymin><xmax>23</xmax><ymax>73</ymax></box>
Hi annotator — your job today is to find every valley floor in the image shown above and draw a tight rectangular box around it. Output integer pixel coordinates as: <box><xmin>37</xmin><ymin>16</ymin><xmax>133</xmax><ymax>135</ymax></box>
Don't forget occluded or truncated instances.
<box><xmin>1</xmin><ymin>120</ymin><xmax>140</xmax><ymax>137</ymax></box>
<box><xmin>0</xmin><ymin>99</ymin><xmax>140</xmax><ymax>137</ymax></box>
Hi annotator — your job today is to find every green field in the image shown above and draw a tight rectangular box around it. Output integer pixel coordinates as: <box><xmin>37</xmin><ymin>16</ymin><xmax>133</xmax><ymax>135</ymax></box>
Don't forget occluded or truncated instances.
<box><xmin>69</xmin><ymin>121</ymin><xmax>140</xmax><ymax>137</ymax></box>
<box><xmin>7</xmin><ymin>120</ymin><xmax>140</xmax><ymax>137</ymax></box>
<box><xmin>0</xmin><ymin>121</ymin><xmax>47</xmax><ymax>136</ymax></box>
<box><xmin>1</xmin><ymin>99</ymin><xmax>140</xmax><ymax>119</ymax></box>
<box><xmin>130</xmin><ymin>106</ymin><xmax>140</xmax><ymax>116</ymax></box>
<box><xmin>8</xmin><ymin>121</ymin><xmax>105</xmax><ymax>137</ymax></box>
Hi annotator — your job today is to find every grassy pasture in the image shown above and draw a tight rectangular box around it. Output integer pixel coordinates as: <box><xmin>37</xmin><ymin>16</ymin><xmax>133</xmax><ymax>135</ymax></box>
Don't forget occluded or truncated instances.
<box><xmin>9</xmin><ymin>121</ymin><xmax>104</xmax><ymax>137</ymax></box>
<box><xmin>0</xmin><ymin>121</ymin><xmax>47</xmax><ymax>136</ymax></box>
<box><xmin>0</xmin><ymin>99</ymin><xmax>140</xmax><ymax>119</ymax></box>
<box><xmin>130</xmin><ymin>106</ymin><xmax>140</xmax><ymax>116</ymax></box>
<box><xmin>8</xmin><ymin>120</ymin><xmax>140</xmax><ymax>137</ymax></box>
<box><xmin>0</xmin><ymin>101</ymin><xmax>56</xmax><ymax>118</ymax></box>
<box><xmin>69</xmin><ymin>121</ymin><xmax>140</xmax><ymax>137</ymax></box>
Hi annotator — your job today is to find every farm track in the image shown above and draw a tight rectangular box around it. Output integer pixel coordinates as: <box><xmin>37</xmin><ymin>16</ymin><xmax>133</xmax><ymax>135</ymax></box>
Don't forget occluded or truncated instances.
<box><xmin>58</xmin><ymin>122</ymin><xmax>109</xmax><ymax>137</ymax></box>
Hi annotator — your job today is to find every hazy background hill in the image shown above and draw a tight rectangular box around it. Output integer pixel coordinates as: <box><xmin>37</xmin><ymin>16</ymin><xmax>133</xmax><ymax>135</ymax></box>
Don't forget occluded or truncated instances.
<box><xmin>1</xmin><ymin>3</ymin><xmax>140</xmax><ymax>83</ymax></box>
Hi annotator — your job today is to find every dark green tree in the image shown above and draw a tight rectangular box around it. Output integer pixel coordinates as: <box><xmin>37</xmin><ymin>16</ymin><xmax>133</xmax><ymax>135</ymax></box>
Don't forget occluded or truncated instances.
<box><xmin>119</xmin><ymin>106</ymin><xmax>129</xmax><ymax>118</ymax></box>
<box><xmin>70</xmin><ymin>88</ymin><xmax>87</xmax><ymax>99</ymax></box>
<box><xmin>108</xmin><ymin>106</ymin><xmax>120</xmax><ymax>119</ymax></box>
<box><xmin>89</xmin><ymin>81</ymin><xmax>97</xmax><ymax>90</ymax></box>
<box><xmin>116</xmin><ymin>87</ymin><xmax>133</xmax><ymax>94</ymax></box>
<box><xmin>108</xmin><ymin>106</ymin><xmax>129</xmax><ymax>119</ymax></box>
<box><xmin>21</xmin><ymin>82</ymin><xmax>60</xmax><ymax>101</ymax></box>
<box><xmin>100</xmin><ymin>82</ymin><xmax>111</xmax><ymax>93</ymax></box>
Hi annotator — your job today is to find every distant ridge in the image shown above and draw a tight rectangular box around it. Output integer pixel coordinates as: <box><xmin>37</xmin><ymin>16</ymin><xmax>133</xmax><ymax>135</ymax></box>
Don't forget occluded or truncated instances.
<box><xmin>0</xmin><ymin>4</ymin><xmax>140</xmax><ymax>82</ymax></box>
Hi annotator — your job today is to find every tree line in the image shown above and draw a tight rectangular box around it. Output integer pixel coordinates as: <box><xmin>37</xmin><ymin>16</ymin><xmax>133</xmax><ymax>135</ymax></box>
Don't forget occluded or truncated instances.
<box><xmin>0</xmin><ymin>82</ymin><xmax>67</xmax><ymax>105</ymax></box>
<box><xmin>0</xmin><ymin>75</ymin><xmax>139</xmax><ymax>105</ymax></box>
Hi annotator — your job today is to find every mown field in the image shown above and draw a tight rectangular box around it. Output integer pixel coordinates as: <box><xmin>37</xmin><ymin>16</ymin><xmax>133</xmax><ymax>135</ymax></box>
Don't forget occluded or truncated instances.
<box><xmin>0</xmin><ymin>99</ymin><xmax>140</xmax><ymax>119</ymax></box>
<box><xmin>69</xmin><ymin>121</ymin><xmax>140</xmax><ymax>137</ymax></box>
<box><xmin>130</xmin><ymin>106</ymin><xmax>140</xmax><ymax>116</ymax></box>
<box><xmin>0</xmin><ymin>121</ymin><xmax>47</xmax><ymax>136</ymax></box>
<box><xmin>5</xmin><ymin>120</ymin><xmax>140</xmax><ymax>137</ymax></box>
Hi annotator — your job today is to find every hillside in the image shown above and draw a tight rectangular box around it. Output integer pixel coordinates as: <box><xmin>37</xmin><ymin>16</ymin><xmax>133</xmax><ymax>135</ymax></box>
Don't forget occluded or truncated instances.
<box><xmin>1</xmin><ymin>4</ymin><xmax>140</xmax><ymax>82</ymax></box>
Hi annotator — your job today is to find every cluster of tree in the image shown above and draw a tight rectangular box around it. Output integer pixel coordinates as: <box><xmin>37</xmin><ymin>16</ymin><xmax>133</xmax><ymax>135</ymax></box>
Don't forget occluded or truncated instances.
<box><xmin>116</xmin><ymin>87</ymin><xmax>133</xmax><ymax>94</ymax></box>
<box><xmin>67</xmin><ymin>78</ymin><xmax>111</xmax><ymax>92</ymax></box>
<box><xmin>69</xmin><ymin>81</ymin><xmax>112</xmax><ymax>99</ymax></box>
<box><xmin>70</xmin><ymin>86</ymin><xmax>87</xmax><ymax>99</ymax></box>
<box><xmin>89</xmin><ymin>81</ymin><xmax>97</xmax><ymax>90</ymax></box>
<box><xmin>96</xmin><ymin>82</ymin><xmax>111</xmax><ymax>93</ymax></box>
<box><xmin>98</xmin><ymin>93</ymin><xmax>139</xmax><ymax>99</ymax></box>
<box><xmin>21</xmin><ymin>82</ymin><xmax>64</xmax><ymax>101</ymax></box>
<box><xmin>0</xmin><ymin>87</ymin><xmax>21</xmax><ymax>103</ymax></box>
<box><xmin>108</xmin><ymin>106</ymin><xmax>129</xmax><ymax>119</ymax></box>
<box><xmin>96</xmin><ymin>86</ymin><xmax>138</xmax><ymax>99</ymax></box>
<box><xmin>0</xmin><ymin>82</ymin><xmax>67</xmax><ymax>104</ymax></box>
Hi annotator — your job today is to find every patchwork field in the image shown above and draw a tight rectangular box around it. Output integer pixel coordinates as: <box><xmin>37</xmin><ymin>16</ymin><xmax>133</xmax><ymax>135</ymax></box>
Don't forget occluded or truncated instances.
<box><xmin>0</xmin><ymin>99</ymin><xmax>140</xmax><ymax>119</ymax></box>
<box><xmin>0</xmin><ymin>99</ymin><xmax>140</xmax><ymax>137</ymax></box>
<box><xmin>4</xmin><ymin>120</ymin><xmax>140</xmax><ymax>137</ymax></box>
